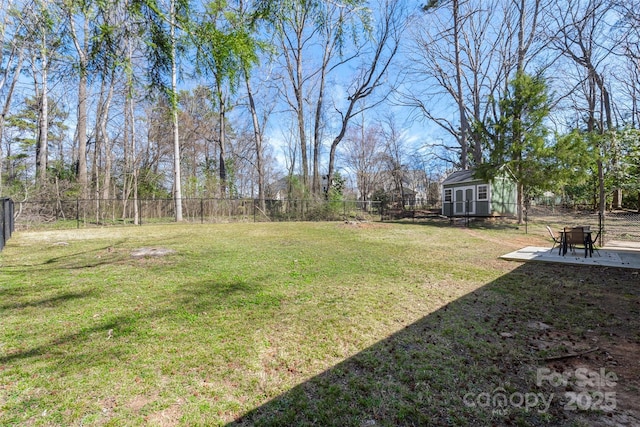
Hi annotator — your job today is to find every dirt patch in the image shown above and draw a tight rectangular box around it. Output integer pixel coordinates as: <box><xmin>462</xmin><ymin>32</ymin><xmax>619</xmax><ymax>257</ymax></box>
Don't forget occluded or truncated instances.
<box><xmin>339</xmin><ymin>221</ymin><xmax>392</xmax><ymax>230</ymax></box>
<box><xmin>522</xmin><ymin>264</ymin><xmax>640</xmax><ymax>426</ymax></box>
<box><xmin>130</xmin><ymin>247</ymin><xmax>176</xmax><ymax>258</ymax></box>
<box><xmin>127</xmin><ymin>395</ymin><xmax>155</xmax><ymax>412</ymax></box>
<box><xmin>145</xmin><ymin>401</ymin><xmax>182</xmax><ymax>427</ymax></box>
<box><xmin>540</xmin><ymin>336</ymin><xmax>640</xmax><ymax>426</ymax></box>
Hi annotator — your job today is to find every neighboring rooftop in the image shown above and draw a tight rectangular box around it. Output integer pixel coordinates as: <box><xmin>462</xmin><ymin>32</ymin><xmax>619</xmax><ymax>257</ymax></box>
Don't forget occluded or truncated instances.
<box><xmin>442</xmin><ymin>169</ymin><xmax>476</xmax><ymax>185</ymax></box>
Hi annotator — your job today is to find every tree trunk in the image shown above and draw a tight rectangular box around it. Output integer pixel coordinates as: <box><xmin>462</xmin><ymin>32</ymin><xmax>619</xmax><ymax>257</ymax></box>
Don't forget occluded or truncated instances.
<box><xmin>36</xmin><ymin>53</ymin><xmax>48</xmax><ymax>185</ymax></box>
<box><xmin>76</xmin><ymin>62</ymin><xmax>88</xmax><ymax>197</ymax></box>
<box><xmin>69</xmin><ymin>12</ymin><xmax>89</xmax><ymax>198</ymax></box>
<box><xmin>244</xmin><ymin>73</ymin><xmax>265</xmax><ymax>212</ymax></box>
<box><xmin>130</xmin><ymin>84</ymin><xmax>139</xmax><ymax>225</ymax></box>
<box><xmin>598</xmin><ymin>159</ymin><xmax>605</xmax><ymax>217</ymax></box>
<box><xmin>512</xmin><ymin>0</ymin><xmax>541</xmax><ymax>224</ymax></box>
<box><xmin>326</xmin><ymin>1</ymin><xmax>401</xmax><ymax>197</ymax></box>
<box><xmin>217</xmin><ymin>79</ymin><xmax>227</xmax><ymax>198</ymax></box>
<box><xmin>600</xmin><ymin>86</ymin><xmax>622</xmax><ymax>210</ymax></box>
<box><xmin>312</xmin><ymin>68</ymin><xmax>325</xmax><ymax>195</ymax></box>
<box><xmin>122</xmin><ymin>81</ymin><xmax>140</xmax><ymax>225</ymax></box>
<box><xmin>100</xmin><ymin>77</ymin><xmax>115</xmax><ymax>200</ymax></box>
<box><xmin>452</xmin><ymin>0</ymin><xmax>469</xmax><ymax>170</ymax></box>
<box><xmin>93</xmin><ymin>83</ymin><xmax>103</xmax><ymax>224</ymax></box>
<box><xmin>122</xmin><ymin>82</ymin><xmax>130</xmax><ymax>217</ymax></box>
<box><xmin>295</xmin><ymin>82</ymin><xmax>308</xmax><ymax>192</ymax></box>
<box><xmin>312</xmin><ymin>23</ymin><xmax>336</xmax><ymax>196</ymax></box>
<box><xmin>170</xmin><ymin>0</ymin><xmax>183</xmax><ymax>221</ymax></box>
<box><xmin>327</xmin><ymin>100</ymin><xmax>356</xmax><ymax>197</ymax></box>
<box><xmin>280</xmin><ymin>18</ymin><xmax>308</xmax><ymax>192</ymax></box>
<box><xmin>0</xmin><ymin>47</ymin><xmax>24</xmax><ymax>195</ymax></box>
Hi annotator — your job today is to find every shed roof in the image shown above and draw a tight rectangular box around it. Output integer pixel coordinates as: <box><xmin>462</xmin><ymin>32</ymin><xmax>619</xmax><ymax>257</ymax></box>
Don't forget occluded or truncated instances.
<box><xmin>442</xmin><ymin>169</ymin><xmax>478</xmax><ymax>185</ymax></box>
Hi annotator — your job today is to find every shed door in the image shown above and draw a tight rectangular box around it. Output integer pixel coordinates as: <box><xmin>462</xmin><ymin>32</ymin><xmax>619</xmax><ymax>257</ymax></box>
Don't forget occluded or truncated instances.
<box><xmin>455</xmin><ymin>187</ymin><xmax>475</xmax><ymax>215</ymax></box>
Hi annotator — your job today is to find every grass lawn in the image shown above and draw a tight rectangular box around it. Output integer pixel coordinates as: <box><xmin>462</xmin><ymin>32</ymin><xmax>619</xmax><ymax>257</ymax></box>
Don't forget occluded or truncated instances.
<box><xmin>0</xmin><ymin>221</ymin><xmax>638</xmax><ymax>426</ymax></box>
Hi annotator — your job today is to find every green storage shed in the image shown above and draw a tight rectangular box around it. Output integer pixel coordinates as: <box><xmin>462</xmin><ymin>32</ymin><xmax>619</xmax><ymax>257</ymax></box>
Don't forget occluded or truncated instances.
<box><xmin>441</xmin><ymin>167</ymin><xmax>518</xmax><ymax>218</ymax></box>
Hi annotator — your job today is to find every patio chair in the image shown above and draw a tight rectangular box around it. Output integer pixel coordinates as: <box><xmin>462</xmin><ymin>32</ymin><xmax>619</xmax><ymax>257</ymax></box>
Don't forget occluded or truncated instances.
<box><xmin>588</xmin><ymin>228</ymin><xmax>602</xmax><ymax>257</ymax></box>
<box><xmin>563</xmin><ymin>227</ymin><xmax>590</xmax><ymax>257</ymax></box>
<box><xmin>574</xmin><ymin>225</ymin><xmax>600</xmax><ymax>256</ymax></box>
<box><xmin>546</xmin><ymin>226</ymin><xmax>562</xmax><ymax>254</ymax></box>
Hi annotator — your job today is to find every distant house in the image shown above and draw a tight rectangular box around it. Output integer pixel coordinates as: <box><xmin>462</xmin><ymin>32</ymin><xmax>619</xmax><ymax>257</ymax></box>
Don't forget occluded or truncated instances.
<box><xmin>366</xmin><ymin>170</ymin><xmax>431</xmax><ymax>207</ymax></box>
<box><xmin>441</xmin><ymin>167</ymin><xmax>518</xmax><ymax>217</ymax></box>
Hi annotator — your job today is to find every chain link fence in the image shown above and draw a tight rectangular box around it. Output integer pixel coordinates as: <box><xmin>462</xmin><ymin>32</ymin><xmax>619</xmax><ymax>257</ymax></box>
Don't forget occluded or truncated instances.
<box><xmin>525</xmin><ymin>205</ymin><xmax>640</xmax><ymax>246</ymax></box>
<box><xmin>390</xmin><ymin>201</ymin><xmax>640</xmax><ymax>247</ymax></box>
<box><xmin>602</xmin><ymin>211</ymin><xmax>640</xmax><ymax>242</ymax></box>
<box><xmin>13</xmin><ymin>198</ymin><xmax>382</xmax><ymax>230</ymax></box>
<box><xmin>1</xmin><ymin>198</ymin><xmax>15</xmax><ymax>251</ymax></box>
<box><xmin>9</xmin><ymin>197</ymin><xmax>639</xmax><ymax>247</ymax></box>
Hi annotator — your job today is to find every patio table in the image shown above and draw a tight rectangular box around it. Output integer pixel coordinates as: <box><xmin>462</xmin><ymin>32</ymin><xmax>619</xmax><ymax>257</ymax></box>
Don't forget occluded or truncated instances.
<box><xmin>561</xmin><ymin>227</ymin><xmax>594</xmax><ymax>257</ymax></box>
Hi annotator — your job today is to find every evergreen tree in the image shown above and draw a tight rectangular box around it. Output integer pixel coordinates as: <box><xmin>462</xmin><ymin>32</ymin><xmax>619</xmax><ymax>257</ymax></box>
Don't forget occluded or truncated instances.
<box><xmin>477</xmin><ymin>71</ymin><xmax>552</xmax><ymax>222</ymax></box>
<box><xmin>618</xmin><ymin>128</ymin><xmax>640</xmax><ymax>211</ymax></box>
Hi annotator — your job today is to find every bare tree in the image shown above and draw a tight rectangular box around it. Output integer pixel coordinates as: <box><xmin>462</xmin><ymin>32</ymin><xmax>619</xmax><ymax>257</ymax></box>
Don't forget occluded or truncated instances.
<box><xmin>341</xmin><ymin>116</ymin><xmax>385</xmax><ymax>202</ymax></box>
<box><xmin>227</xmin><ymin>0</ymin><xmax>274</xmax><ymax>209</ymax></box>
<box><xmin>121</xmin><ymin>0</ymin><xmax>142</xmax><ymax>224</ymax></box>
<box><xmin>547</xmin><ymin>0</ymin><xmax>616</xmax><ymax>213</ymax></box>
<box><xmin>24</xmin><ymin>0</ymin><xmax>63</xmax><ymax>185</ymax></box>
<box><xmin>326</xmin><ymin>0</ymin><xmax>405</xmax><ymax>197</ymax></box>
<box><xmin>143</xmin><ymin>96</ymin><xmax>175</xmax><ymax>196</ymax></box>
<box><xmin>271</xmin><ymin>1</ymin><xmax>314</xmax><ymax>193</ymax></box>
<box><xmin>0</xmin><ymin>0</ymin><xmax>26</xmax><ymax>195</ymax></box>
<box><xmin>380</xmin><ymin>113</ymin><xmax>409</xmax><ymax>208</ymax></box>
<box><xmin>506</xmin><ymin>0</ymin><xmax>547</xmax><ymax>224</ymax></box>
<box><xmin>90</xmin><ymin>68</ymin><xmax>116</xmax><ymax>205</ymax></box>
<box><xmin>134</xmin><ymin>0</ymin><xmax>187</xmax><ymax>220</ymax></box>
<box><xmin>177</xmin><ymin>86</ymin><xmax>218</xmax><ymax>196</ymax></box>
<box><xmin>244</xmin><ymin>73</ymin><xmax>265</xmax><ymax>207</ymax></box>
<box><xmin>169</xmin><ymin>0</ymin><xmax>183</xmax><ymax>218</ymax></box>
<box><xmin>423</xmin><ymin>0</ymin><xmax>472</xmax><ymax>169</ymax></box>
<box><xmin>612</xmin><ymin>0</ymin><xmax>640</xmax><ymax>127</ymax></box>
<box><xmin>404</xmin><ymin>0</ymin><xmax>508</xmax><ymax>169</ymax></box>
<box><xmin>243</xmin><ymin>64</ymin><xmax>276</xmax><ymax>210</ymax></box>
<box><xmin>62</xmin><ymin>0</ymin><xmax>92</xmax><ymax>198</ymax></box>
<box><xmin>271</xmin><ymin>0</ymin><xmax>371</xmax><ymax>197</ymax></box>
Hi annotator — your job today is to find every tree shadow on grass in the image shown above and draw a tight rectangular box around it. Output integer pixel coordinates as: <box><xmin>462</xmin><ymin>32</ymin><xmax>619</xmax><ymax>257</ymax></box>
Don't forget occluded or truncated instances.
<box><xmin>229</xmin><ymin>262</ymin><xmax>640</xmax><ymax>427</ymax></box>
<box><xmin>0</xmin><ymin>315</ymin><xmax>129</xmax><ymax>365</ymax></box>
<box><xmin>0</xmin><ymin>289</ymin><xmax>98</xmax><ymax>311</ymax></box>
<box><xmin>176</xmin><ymin>274</ymin><xmax>281</xmax><ymax>313</ymax></box>
<box><xmin>0</xmin><ymin>272</ymin><xmax>270</xmax><ymax>369</ymax></box>
<box><xmin>1</xmin><ymin>243</ymin><xmax>132</xmax><ymax>273</ymax></box>
<box><xmin>384</xmin><ymin>218</ymin><xmax>523</xmax><ymax>231</ymax></box>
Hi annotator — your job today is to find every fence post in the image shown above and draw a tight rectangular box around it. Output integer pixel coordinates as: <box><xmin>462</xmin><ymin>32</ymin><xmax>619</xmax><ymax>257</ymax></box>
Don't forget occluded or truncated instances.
<box><xmin>76</xmin><ymin>198</ymin><xmax>80</xmax><ymax>229</ymax></box>
<box><xmin>1</xmin><ymin>198</ymin><xmax>15</xmax><ymax>252</ymax></box>
<box><xmin>0</xmin><ymin>199</ymin><xmax>5</xmax><ymax>251</ymax></box>
<box><xmin>598</xmin><ymin>211</ymin><xmax>604</xmax><ymax>246</ymax></box>
<box><xmin>201</xmin><ymin>198</ymin><xmax>204</xmax><ymax>224</ymax></box>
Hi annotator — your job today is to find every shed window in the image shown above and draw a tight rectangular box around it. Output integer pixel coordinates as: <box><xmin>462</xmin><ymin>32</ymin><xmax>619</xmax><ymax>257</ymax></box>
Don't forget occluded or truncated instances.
<box><xmin>478</xmin><ymin>185</ymin><xmax>488</xmax><ymax>200</ymax></box>
<box><xmin>444</xmin><ymin>188</ymin><xmax>452</xmax><ymax>202</ymax></box>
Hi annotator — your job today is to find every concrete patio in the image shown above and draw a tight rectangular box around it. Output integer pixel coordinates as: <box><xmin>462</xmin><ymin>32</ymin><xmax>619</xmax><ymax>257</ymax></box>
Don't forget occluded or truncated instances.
<box><xmin>501</xmin><ymin>241</ymin><xmax>640</xmax><ymax>270</ymax></box>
